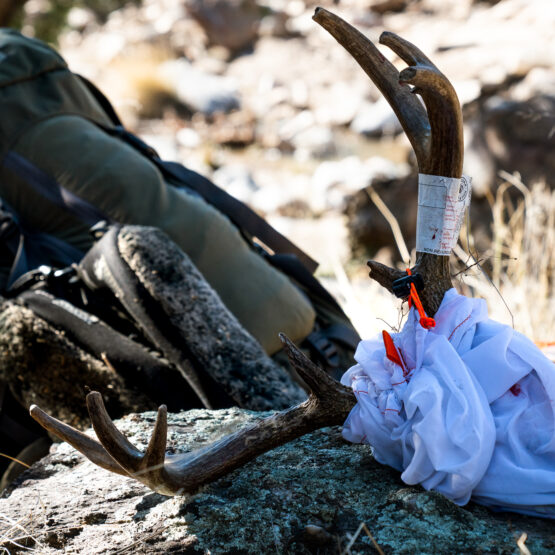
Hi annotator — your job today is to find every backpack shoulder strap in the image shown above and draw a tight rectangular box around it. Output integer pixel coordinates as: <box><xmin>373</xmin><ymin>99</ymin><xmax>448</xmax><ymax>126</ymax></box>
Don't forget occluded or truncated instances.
<box><xmin>156</xmin><ymin>160</ymin><xmax>319</xmax><ymax>273</ymax></box>
<box><xmin>76</xmin><ymin>74</ymin><xmax>123</xmax><ymax>127</ymax></box>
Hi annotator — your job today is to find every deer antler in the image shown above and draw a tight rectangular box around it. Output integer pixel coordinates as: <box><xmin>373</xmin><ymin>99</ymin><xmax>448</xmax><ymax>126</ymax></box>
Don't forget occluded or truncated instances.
<box><xmin>30</xmin><ymin>334</ymin><xmax>356</xmax><ymax>496</ymax></box>
<box><xmin>30</xmin><ymin>10</ymin><xmax>465</xmax><ymax>496</ymax></box>
<box><xmin>313</xmin><ymin>8</ymin><xmax>464</xmax><ymax>315</ymax></box>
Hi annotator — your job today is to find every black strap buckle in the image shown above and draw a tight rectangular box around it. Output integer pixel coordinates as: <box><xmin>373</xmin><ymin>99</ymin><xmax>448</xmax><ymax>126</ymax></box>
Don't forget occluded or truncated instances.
<box><xmin>392</xmin><ymin>272</ymin><xmax>424</xmax><ymax>298</ymax></box>
<box><xmin>7</xmin><ymin>265</ymin><xmax>78</xmax><ymax>298</ymax></box>
<box><xmin>6</xmin><ymin>266</ymin><xmax>52</xmax><ymax>297</ymax></box>
<box><xmin>305</xmin><ymin>330</ymin><xmax>340</xmax><ymax>369</ymax></box>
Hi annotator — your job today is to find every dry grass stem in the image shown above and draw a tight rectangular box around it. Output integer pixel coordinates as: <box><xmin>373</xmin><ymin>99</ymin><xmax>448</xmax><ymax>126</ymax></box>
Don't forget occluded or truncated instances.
<box><xmin>0</xmin><ymin>453</ymin><xmax>30</xmax><ymax>469</ymax></box>
<box><xmin>366</xmin><ymin>186</ymin><xmax>411</xmax><ymax>265</ymax></box>
<box><xmin>460</xmin><ymin>172</ymin><xmax>554</xmax><ymax>342</ymax></box>
<box><xmin>517</xmin><ymin>532</ymin><xmax>532</xmax><ymax>555</ymax></box>
<box><xmin>342</xmin><ymin>521</ymin><xmax>385</xmax><ymax>555</ymax></box>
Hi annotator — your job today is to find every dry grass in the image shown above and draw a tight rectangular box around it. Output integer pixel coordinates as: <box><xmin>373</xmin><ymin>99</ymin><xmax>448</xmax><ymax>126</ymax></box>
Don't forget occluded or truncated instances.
<box><xmin>0</xmin><ymin>501</ymin><xmax>46</xmax><ymax>553</ymax></box>
<box><xmin>342</xmin><ymin>522</ymin><xmax>385</xmax><ymax>554</ymax></box>
<box><xmin>333</xmin><ymin>172</ymin><xmax>555</xmax><ymax>345</ymax></box>
<box><xmin>455</xmin><ymin>171</ymin><xmax>555</xmax><ymax>343</ymax></box>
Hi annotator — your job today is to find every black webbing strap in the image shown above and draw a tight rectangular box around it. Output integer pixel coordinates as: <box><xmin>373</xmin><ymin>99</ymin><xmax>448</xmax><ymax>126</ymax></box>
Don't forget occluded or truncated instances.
<box><xmin>156</xmin><ymin>159</ymin><xmax>319</xmax><ymax>273</ymax></box>
<box><xmin>77</xmin><ymin>75</ymin><xmax>319</xmax><ymax>274</ymax></box>
<box><xmin>0</xmin><ymin>199</ymin><xmax>86</xmax><ymax>288</ymax></box>
<box><xmin>78</xmin><ymin>74</ymin><xmax>124</xmax><ymax>128</ymax></box>
<box><xmin>0</xmin><ymin>381</ymin><xmax>5</xmax><ymax>419</ymax></box>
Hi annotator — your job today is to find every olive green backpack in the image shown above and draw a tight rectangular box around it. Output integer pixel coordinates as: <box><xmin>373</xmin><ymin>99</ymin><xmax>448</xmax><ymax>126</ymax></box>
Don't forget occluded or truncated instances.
<box><xmin>0</xmin><ymin>28</ymin><xmax>358</xmax><ymax>361</ymax></box>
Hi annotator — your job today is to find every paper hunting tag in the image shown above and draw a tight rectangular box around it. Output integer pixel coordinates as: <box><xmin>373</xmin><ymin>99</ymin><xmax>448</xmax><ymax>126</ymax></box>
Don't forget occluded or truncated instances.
<box><xmin>416</xmin><ymin>174</ymin><xmax>472</xmax><ymax>256</ymax></box>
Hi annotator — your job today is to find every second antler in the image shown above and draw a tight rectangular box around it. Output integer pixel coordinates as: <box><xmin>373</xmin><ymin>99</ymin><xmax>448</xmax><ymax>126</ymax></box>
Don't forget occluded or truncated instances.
<box><xmin>30</xmin><ymin>335</ymin><xmax>356</xmax><ymax>496</ymax></box>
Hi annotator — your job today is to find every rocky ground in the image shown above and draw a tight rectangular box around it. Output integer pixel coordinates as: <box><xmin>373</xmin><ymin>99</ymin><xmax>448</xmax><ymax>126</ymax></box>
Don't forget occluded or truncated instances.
<box><xmin>1</xmin><ymin>409</ymin><xmax>554</xmax><ymax>554</ymax></box>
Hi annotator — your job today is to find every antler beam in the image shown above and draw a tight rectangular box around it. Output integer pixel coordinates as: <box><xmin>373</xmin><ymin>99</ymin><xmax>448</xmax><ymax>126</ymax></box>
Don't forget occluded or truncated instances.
<box><xmin>30</xmin><ymin>335</ymin><xmax>356</xmax><ymax>496</ymax></box>
<box><xmin>314</xmin><ymin>8</ymin><xmax>464</xmax><ymax>315</ymax></box>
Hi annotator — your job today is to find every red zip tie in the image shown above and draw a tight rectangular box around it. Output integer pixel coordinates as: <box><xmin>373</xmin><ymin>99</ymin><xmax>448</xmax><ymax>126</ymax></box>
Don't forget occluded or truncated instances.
<box><xmin>382</xmin><ymin>330</ymin><xmax>409</xmax><ymax>377</ymax></box>
<box><xmin>406</xmin><ymin>268</ymin><xmax>436</xmax><ymax>329</ymax></box>
<box><xmin>382</xmin><ymin>330</ymin><xmax>403</xmax><ymax>367</ymax></box>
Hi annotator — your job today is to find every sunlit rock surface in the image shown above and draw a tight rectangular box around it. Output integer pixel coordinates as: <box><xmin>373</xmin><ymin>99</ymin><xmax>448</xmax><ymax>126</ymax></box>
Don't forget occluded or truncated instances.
<box><xmin>1</xmin><ymin>409</ymin><xmax>553</xmax><ymax>554</ymax></box>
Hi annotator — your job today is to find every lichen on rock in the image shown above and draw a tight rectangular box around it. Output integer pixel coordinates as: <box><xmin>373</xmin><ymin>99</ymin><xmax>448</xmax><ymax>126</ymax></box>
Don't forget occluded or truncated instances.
<box><xmin>1</xmin><ymin>408</ymin><xmax>553</xmax><ymax>554</ymax></box>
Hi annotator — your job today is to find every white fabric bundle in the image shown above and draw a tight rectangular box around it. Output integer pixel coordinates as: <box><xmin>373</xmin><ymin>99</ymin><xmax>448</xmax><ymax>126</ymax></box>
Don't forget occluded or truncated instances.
<box><xmin>341</xmin><ymin>289</ymin><xmax>555</xmax><ymax>518</ymax></box>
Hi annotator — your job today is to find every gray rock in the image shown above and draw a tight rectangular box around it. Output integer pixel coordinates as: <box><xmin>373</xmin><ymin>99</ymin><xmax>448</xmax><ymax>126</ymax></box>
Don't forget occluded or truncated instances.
<box><xmin>259</xmin><ymin>12</ymin><xmax>291</xmax><ymax>39</ymax></box>
<box><xmin>278</xmin><ymin>110</ymin><xmax>336</xmax><ymax>158</ymax></box>
<box><xmin>350</xmin><ymin>98</ymin><xmax>403</xmax><ymax>138</ymax></box>
<box><xmin>291</xmin><ymin>125</ymin><xmax>336</xmax><ymax>160</ymax></box>
<box><xmin>0</xmin><ymin>303</ymin><xmax>155</xmax><ymax>429</ymax></box>
<box><xmin>311</xmin><ymin>156</ymin><xmax>410</xmax><ymax>212</ymax></box>
<box><xmin>509</xmin><ymin>68</ymin><xmax>555</xmax><ymax>102</ymax></box>
<box><xmin>66</xmin><ymin>7</ymin><xmax>97</xmax><ymax>31</ymax></box>
<box><xmin>463</xmin><ymin>122</ymin><xmax>496</xmax><ymax>197</ymax></box>
<box><xmin>310</xmin><ymin>82</ymin><xmax>366</xmax><ymax>127</ymax></box>
<box><xmin>345</xmin><ymin>173</ymin><xmax>419</xmax><ymax>256</ymax></box>
<box><xmin>483</xmin><ymin>94</ymin><xmax>555</xmax><ymax>187</ymax></box>
<box><xmin>176</xmin><ymin>127</ymin><xmax>201</xmax><ymax>149</ymax></box>
<box><xmin>1</xmin><ymin>409</ymin><xmax>553</xmax><ymax>553</ymax></box>
<box><xmin>159</xmin><ymin>59</ymin><xmax>240</xmax><ymax>115</ymax></box>
<box><xmin>186</xmin><ymin>0</ymin><xmax>262</xmax><ymax>53</ymax></box>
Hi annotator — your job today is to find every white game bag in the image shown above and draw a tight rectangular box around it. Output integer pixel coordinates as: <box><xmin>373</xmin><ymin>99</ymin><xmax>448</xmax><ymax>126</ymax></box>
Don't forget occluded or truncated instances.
<box><xmin>342</xmin><ymin>288</ymin><xmax>555</xmax><ymax>518</ymax></box>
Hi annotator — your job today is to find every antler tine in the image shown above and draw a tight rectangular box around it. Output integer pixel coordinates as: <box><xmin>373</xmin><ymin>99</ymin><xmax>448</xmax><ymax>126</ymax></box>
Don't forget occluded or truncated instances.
<box><xmin>29</xmin><ymin>404</ymin><xmax>128</xmax><ymax>476</ymax></box>
<box><xmin>312</xmin><ymin>7</ymin><xmax>430</xmax><ymax>165</ymax></box>
<box><xmin>389</xmin><ymin>39</ymin><xmax>464</xmax><ymax>314</ymax></box>
<box><xmin>86</xmin><ymin>392</ymin><xmax>170</xmax><ymax>490</ymax></box>
<box><xmin>379</xmin><ymin>31</ymin><xmax>434</xmax><ymax>69</ymax></box>
<box><xmin>398</xmin><ymin>64</ymin><xmax>463</xmax><ymax>177</ymax></box>
<box><xmin>142</xmin><ymin>404</ymin><xmax>168</xmax><ymax>476</ymax></box>
<box><xmin>30</xmin><ymin>336</ymin><xmax>357</xmax><ymax>496</ymax></box>
<box><xmin>86</xmin><ymin>392</ymin><xmax>144</xmax><ymax>471</ymax></box>
<box><xmin>364</xmin><ymin>260</ymin><xmax>406</xmax><ymax>296</ymax></box>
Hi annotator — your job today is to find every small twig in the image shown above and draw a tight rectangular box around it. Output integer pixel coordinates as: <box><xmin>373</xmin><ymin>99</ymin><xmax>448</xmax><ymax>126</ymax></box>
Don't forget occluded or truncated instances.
<box><xmin>342</xmin><ymin>522</ymin><xmax>384</xmax><ymax>555</ymax></box>
<box><xmin>0</xmin><ymin>510</ymin><xmax>44</xmax><ymax>552</ymax></box>
<box><xmin>366</xmin><ymin>186</ymin><xmax>411</xmax><ymax>266</ymax></box>
<box><xmin>111</xmin><ymin>525</ymin><xmax>170</xmax><ymax>554</ymax></box>
<box><xmin>452</xmin><ymin>240</ymin><xmax>516</xmax><ymax>330</ymax></box>
<box><xmin>0</xmin><ymin>453</ymin><xmax>30</xmax><ymax>469</ymax></box>
<box><xmin>451</xmin><ymin>257</ymin><xmax>486</xmax><ymax>278</ymax></box>
<box><xmin>101</xmin><ymin>352</ymin><xmax>117</xmax><ymax>372</ymax></box>
<box><xmin>516</xmin><ymin>532</ymin><xmax>531</xmax><ymax>555</ymax></box>
<box><xmin>361</xmin><ymin>523</ymin><xmax>385</xmax><ymax>555</ymax></box>
<box><xmin>375</xmin><ymin>317</ymin><xmax>398</xmax><ymax>332</ymax></box>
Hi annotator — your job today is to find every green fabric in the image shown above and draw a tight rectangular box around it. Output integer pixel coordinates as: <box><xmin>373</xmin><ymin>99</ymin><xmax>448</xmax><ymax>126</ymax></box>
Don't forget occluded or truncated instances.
<box><xmin>0</xmin><ymin>30</ymin><xmax>113</xmax><ymax>153</ymax></box>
